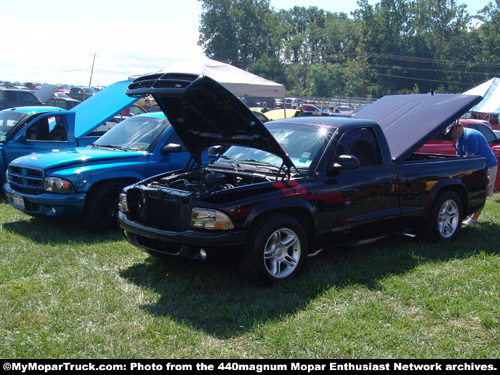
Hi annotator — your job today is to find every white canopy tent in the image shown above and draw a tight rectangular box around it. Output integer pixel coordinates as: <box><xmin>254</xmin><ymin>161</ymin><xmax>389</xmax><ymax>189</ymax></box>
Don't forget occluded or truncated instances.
<box><xmin>463</xmin><ymin>77</ymin><xmax>500</xmax><ymax>114</ymax></box>
<box><xmin>132</xmin><ymin>58</ymin><xmax>285</xmax><ymax>98</ymax></box>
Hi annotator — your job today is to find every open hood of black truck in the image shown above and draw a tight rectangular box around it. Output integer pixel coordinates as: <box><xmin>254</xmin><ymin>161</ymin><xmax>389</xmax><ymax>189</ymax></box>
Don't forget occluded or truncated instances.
<box><xmin>126</xmin><ymin>73</ymin><xmax>294</xmax><ymax>169</ymax></box>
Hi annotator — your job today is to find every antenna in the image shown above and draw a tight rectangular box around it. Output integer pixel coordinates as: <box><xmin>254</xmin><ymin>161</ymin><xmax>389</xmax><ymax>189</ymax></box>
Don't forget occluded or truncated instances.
<box><xmin>89</xmin><ymin>53</ymin><xmax>98</xmax><ymax>87</ymax></box>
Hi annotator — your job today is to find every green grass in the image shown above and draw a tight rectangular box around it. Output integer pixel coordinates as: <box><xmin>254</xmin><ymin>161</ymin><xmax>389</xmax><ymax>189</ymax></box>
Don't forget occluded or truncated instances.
<box><xmin>1</xmin><ymin>194</ymin><xmax>499</xmax><ymax>359</ymax></box>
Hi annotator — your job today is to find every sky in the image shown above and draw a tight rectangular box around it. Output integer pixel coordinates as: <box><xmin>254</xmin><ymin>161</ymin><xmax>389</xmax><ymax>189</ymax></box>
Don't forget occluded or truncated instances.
<box><xmin>0</xmin><ymin>0</ymin><xmax>491</xmax><ymax>87</ymax></box>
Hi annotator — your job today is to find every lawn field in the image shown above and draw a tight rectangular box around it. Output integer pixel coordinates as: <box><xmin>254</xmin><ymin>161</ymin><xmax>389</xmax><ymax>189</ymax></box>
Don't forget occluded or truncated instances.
<box><xmin>1</xmin><ymin>194</ymin><xmax>499</xmax><ymax>359</ymax></box>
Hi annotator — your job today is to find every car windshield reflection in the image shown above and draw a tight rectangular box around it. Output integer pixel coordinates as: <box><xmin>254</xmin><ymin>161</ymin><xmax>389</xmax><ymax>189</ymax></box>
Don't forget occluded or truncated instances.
<box><xmin>93</xmin><ymin>115</ymin><xmax>169</xmax><ymax>151</ymax></box>
<box><xmin>220</xmin><ymin>122</ymin><xmax>336</xmax><ymax>170</ymax></box>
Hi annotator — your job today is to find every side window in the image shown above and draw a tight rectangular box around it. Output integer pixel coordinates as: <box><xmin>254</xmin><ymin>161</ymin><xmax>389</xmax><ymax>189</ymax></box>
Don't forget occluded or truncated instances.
<box><xmin>6</xmin><ymin>91</ymin><xmax>17</xmax><ymax>102</ymax></box>
<box><xmin>26</xmin><ymin>116</ymin><xmax>67</xmax><ymax>142</ymax></box>
<box><xmin>337</xmin><ymin>127</ymin><xmax>382</xmax><ymax>167</ymax></box>
<box><xmin>19</xmin><ymin>92</ymin><xmax>38</xmax><ymax>105</ymax></box>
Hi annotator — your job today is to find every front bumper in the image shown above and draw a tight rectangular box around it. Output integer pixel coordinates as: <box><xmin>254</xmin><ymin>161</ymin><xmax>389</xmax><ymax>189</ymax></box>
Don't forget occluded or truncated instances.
<box><xmin>3</xmin><ymin>183</ymin><xmax>86</xmax><ymax>218</ymax></box>
<box><xmin>118</xmin><ymin>211</ymin><xmax>248</xmax><ymax>261</ymax></box>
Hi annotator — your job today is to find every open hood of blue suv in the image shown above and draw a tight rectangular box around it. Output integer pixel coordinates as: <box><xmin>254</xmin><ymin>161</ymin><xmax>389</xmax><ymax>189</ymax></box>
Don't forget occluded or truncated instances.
<box><xmin>72</xmin><ymin>80</ymin><xmax>138</xmax><ymax>139</ymax></box>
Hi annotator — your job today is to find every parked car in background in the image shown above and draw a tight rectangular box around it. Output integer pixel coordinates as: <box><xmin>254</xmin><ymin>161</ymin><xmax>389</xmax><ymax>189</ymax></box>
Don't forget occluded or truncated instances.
<box><xmin>46</xmin><ymin>93</ymin><xmax>81</xmax><ymax>110</ymax></box>
<box><xmin>470</xmin><ymin>113</ymin><xmax>499</xmax><ymax>130</ymax></box>
<box><xmin>250</xmin><ymin>108</ymin><xmax>270</xmax><ymax>123</ymax></box>
<box><xmin>4</xmin><ymin>112</ymin><xmax>206</xmax><ymax>231</ymax></box>
<box><xmin>264</xmin><ymin>108</ymin><xmax>350</xmax><ymax>121</ymax></box>
<box><xmin>284</xmin><ymin>97</ymin><xmax>300</xmax><ymax>109</ymax></box>
<box><xmin>0</xmin><ymin>81</ymin><xmax>15</xmax><ymax>88</ymax></box>
<box><xmin>332</xmin><ymin>105</ymin><xmax>354</xmax><ymax>114</ymax></box>
<box><xmin>418</xmin><ymin>119</ymin><xmax>500</xmax><ymax>190</ymax></box>
<box><xmin>0</xmin><ymin>80</ymin><xmax>139</xmax><ymax>187</ymax></box>
<box><xmin>94</xmin><ymin>103</ymin><xmax>149</xmax><ymax>133</ymax></box>
<box><xmin>0</xmin><ymin>88</ymin><xmax>44</xmax><ymax>110</ymax></box>
<box><xmin>32</xmin><ymin>84</ymin><xmax>59</xmax><ymax>104</ymax></box>
<box><xmin>69</xmin><ymin>86</ymin><xmax>97</xmax><ymax>101</ymax></box>
<box><xmin>300</xmin><ymin>104</ymin><xmax>322</xmax><ymax>112</ymax></box>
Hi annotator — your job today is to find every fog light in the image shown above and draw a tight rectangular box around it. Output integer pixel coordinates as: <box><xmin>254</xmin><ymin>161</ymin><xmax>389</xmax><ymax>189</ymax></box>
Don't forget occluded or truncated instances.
<box><xmin>199</xmin><ymin>249</ymin><xmax>207</xmax><ymax>259</ymax></box>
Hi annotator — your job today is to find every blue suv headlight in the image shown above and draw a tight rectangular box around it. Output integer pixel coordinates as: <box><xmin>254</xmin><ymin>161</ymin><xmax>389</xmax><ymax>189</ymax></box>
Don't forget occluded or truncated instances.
<box><xmin>44</xmin><ymin>177</ymin><xmax>75</xmax><ymax>193</ymax></box>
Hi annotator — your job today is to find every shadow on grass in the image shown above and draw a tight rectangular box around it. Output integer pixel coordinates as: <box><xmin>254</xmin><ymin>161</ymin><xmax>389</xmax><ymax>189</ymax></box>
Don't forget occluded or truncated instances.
<box><xmin>2</xmin><ymin>217</ymin><xmax>123</xmax><ymax>244</ymax></box>
<box><xmin>120</xmin><ymin>221</ymin><xmax>500</xmax><ymax>339</ymax></box>
<box><xmin>1</xmin><ymin>196</ymin><xmax>122</xmax><ymax>245</ymax></box>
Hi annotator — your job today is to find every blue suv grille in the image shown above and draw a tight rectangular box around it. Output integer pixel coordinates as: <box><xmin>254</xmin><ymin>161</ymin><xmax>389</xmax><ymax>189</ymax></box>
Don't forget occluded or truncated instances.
<box><xmin>8</xmin><ymin>166</ymin><xmax>44</xmax><ymax>194</ymax></box>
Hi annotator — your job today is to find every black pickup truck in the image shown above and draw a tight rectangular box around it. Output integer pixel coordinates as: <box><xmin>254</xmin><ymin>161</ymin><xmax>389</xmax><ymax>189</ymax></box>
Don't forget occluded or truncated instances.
<box><xmin>118</xmin><ymin>73</ymin><xmax>487</xmax><ymax>286</ymax></box>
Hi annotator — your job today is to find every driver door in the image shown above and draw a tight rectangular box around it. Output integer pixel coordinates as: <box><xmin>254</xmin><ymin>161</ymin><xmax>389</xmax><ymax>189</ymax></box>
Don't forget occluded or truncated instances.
<box><xmin>3</xmin><ymin>114</ymin><xmax>73</xmax><ymax>166</ymax></box>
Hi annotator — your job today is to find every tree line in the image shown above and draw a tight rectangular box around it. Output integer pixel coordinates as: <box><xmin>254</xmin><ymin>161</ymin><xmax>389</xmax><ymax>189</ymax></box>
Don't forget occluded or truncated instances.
<box><xmin>197</xmin><ymin>0</ymin><xmax>500</xmax><ymax>98</ymax></box>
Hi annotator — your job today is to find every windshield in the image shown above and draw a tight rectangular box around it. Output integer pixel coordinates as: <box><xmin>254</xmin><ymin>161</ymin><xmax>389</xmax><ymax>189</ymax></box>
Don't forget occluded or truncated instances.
<box><xmin>221</xmin><ymin>122</ymin><xmax>335</xmax><ymax>170</ymax></box>
<box><xmin>0</xmin><ymin>111</ymin><xmax>29</xmax><ymax>141</ymax></box>
<box><xmin>93</xmin><ymin>115</ymin><xmax>169</xmax><ymax>151</ymax></box>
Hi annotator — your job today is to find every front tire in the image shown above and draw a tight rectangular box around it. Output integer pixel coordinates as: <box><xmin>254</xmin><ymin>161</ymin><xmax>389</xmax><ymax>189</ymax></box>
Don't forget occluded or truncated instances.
<box><xmin>239</xmin><ymin>214</ymin><xmax>307</xmax><ymax>287</ymax></box>
<box><xmin>421</xmin><ymin>191</ymin><xmax>463</xmax><ymax>242</ymax></box>
<box><xmin>83</xmin><ymin>180</ymin><xmax>131</xmax><ymax>232</ymax></box>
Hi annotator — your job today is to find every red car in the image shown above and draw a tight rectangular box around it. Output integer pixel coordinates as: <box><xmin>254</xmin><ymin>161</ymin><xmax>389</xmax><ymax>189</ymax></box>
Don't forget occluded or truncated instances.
<box><xmin>418</xmin><ymin>119</ymin><xmax>500</xmax><ymax>190</ymax></box>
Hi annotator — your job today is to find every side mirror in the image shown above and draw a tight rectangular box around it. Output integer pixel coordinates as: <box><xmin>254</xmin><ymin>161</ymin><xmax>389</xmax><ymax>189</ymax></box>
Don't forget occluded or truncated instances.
<box><xmin>207</xmin><ymin>145</ymin><xmax>222</xmax><ymax>158</ymax></box>
<box><xmin>161</xmin><ymin>143</ymin><xmax>182</xmax><ymax>154</ymax></box>
<box><xmin>327</xmin><ymin>155</ymin><xmax>360</xmax><ymax>176</ymax></box>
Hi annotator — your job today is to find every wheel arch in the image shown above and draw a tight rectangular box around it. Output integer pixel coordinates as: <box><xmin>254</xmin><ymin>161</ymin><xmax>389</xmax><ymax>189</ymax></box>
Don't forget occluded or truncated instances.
<box><xmin>425</xmin><ymin>179</ymin><xmax>468</xmax><ymax>219</ymax></box>
<box><xmin>85</xmin><ymin>177</ymin><xmax>139</xmax><ymax>200</ymax></box>
<box><xmin>244</xmin><ymin>198</ymin><xmax>318</xmax><ymax>252</ymax></box>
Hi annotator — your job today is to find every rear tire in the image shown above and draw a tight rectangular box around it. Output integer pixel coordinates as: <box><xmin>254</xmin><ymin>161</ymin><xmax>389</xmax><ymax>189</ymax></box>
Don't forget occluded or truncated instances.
<box><xmin>239</xmin><ymin>213</ymin><xmax>307</xmax><ymax>287</ymax></box>
<box><xmin>421</xmin><ymin>191</ymin><xmax>463</xmax><ymax>242</ymax></box>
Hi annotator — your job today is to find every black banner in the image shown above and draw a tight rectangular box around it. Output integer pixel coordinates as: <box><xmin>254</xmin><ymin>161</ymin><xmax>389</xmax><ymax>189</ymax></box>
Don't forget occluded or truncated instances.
<box><xmin>1</xmin><ymin>359</ymin><xmax>498</xmax><ymax>374</ymax></box>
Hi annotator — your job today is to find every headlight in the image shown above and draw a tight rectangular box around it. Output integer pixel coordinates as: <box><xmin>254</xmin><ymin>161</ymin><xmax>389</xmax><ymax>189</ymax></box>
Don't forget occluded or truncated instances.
<box><xmin>191</xmin><ymin>207</ymin><xmax>234</xmax><ymax>230</ymax></box>
<box><xmin>44</xmin><ymin>177</ymin><xmax>75</xmax><ymax>193</ymax></box>
<box><xmin>5</xmin><ymin>170</ymin><xmax>10</xmax><ymax>183</ymax></box>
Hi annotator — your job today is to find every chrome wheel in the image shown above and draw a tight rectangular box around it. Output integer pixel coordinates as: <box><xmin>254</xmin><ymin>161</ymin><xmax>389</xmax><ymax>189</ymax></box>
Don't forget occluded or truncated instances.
<box><xmin>263</xmin><ymin>227</ymin><xmax>301</xmax><ymax>279</ymax></box>
<box><xmin>437</xmin><ymin>199</ymin><xmax>460</xmax><ymax>239</ymax></box>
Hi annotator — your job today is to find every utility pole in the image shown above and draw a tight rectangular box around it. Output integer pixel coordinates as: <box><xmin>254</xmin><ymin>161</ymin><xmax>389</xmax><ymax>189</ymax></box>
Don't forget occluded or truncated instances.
<box><xmin>89</xmin><ymin>53</ymin><xmax>98</xmax><ymax>87</ymax></box>
<box><xmin>361</xmin><ymin>52</ymin><xmax>368</xmax><ymax>98</ymax></box>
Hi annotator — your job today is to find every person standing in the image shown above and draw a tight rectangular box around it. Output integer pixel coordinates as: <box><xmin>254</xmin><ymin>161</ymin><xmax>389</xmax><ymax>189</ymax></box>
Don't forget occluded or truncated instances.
<box><xmin>447</xmin><ymin>121</ymin><xmax>498</xmax><ymax>225</ymax></box>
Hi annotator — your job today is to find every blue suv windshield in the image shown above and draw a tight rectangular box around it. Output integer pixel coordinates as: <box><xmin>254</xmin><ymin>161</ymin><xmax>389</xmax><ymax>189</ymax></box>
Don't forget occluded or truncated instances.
<box><xmin>93</xmin><ymin>115</ymin><xmax>169</xmax><ymax>151</ymax></box>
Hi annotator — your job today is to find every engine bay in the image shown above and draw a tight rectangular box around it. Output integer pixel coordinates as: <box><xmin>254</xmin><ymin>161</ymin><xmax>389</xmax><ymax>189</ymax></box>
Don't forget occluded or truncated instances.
<box><xmin>145</xmin><ymin>168</ymin><xmax>272</xmax><ymax>195</ymax></box>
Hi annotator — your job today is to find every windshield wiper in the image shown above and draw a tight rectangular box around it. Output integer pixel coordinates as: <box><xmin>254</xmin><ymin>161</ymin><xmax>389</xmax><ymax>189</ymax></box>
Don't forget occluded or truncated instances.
<box><xmin>218</xmin><ymin>155</ymin><xmax>241</xmax><ymax>167</ymax></box>
<box><xmin>238</xmin><ymin>159</ymin><xmax>279</xmax><ymax>169</ymax></box>
<box><xmin>93</xmin><ymin>144</ymin><xmax>127</xmax><ymax>151</ymax></box>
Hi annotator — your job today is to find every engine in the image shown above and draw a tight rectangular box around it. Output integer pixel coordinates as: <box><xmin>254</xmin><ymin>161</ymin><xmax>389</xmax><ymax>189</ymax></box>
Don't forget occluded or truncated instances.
<box><xmin>146</xmin><ymin>169</ymin><xmax>240</xmax><ymax>195</ymax></box>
